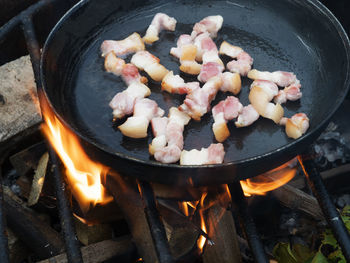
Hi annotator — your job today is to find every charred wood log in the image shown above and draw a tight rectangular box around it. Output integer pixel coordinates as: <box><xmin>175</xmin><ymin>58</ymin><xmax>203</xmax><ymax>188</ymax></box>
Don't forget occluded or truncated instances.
<box><xmin>37</xmin><ymin>237</ymin><xmax>135</xmax><ymax>263</ymax></box>
<box><xmin>3</xmin><ymin>186</ymin><xmax>65</xmax><ymax>260</ymax></box>
<box><xmin>272</xmin><ymin>183</ymin><xmax>324</xmax><ymax>220</ymax></box>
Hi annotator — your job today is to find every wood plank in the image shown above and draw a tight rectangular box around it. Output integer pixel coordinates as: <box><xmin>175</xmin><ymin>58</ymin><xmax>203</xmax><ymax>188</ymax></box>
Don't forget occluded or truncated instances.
<box><xmin>37</xmin><ymin>237</ymin><xmax>134</xmax><ymax>263</ymax></box>
<box><xmin>203</xmin><ymin>205</ymin><xmax>242</xmax><ymax>263</ymax></box>
<box><xmin>0</xmin><ymin>55</ymin><xmax>41</xmax><ymax>142</ymax></box>
<box><xmin>272</xmin><ymin>184</ymin><xmax>324</xmax><ymax>220</ymax></box>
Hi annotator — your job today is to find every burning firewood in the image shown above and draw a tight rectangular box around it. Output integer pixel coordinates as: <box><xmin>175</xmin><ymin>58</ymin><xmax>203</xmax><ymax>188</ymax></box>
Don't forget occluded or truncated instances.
<box><xmin>203</xmin><ymin>205</ymin><xmax>242</xmax><ymax>263</ymax></box>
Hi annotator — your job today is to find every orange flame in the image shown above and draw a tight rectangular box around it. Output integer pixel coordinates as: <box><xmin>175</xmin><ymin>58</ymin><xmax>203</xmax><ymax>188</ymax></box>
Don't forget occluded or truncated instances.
<box><xmin>187</xmin><ymin>201</ymin><xmax>199</xmax><ymax>209</ymax></box>
<box><xmin>240</xmin><ymin>159</ymin><xmax>297</xmax><ymax>196</ymax></box>
<box><xmin>177</xmin><ymin>186</ymin><xmax>233</xmax><ymax>254</ymax></box>
<box><xmin>180</xmin><ymin>202</ymin><xmax>189</xmax><ymax>217</ymax></box>
<box><xmin>197</xmin><ymin>193</ymin><xmax>208</xmax><ymax>252</ymax></box>
<box><xmin>179</xmin><ymin>201</ymin><xmax>199</xmax><ymax>217</ymax></box>
<box><xmin>40</xmin><ymin>95</ymin><xmax>113</xmax><ymax>213</ymax></box>
<box><xmin>224</xmin><ymin>184</ymin><xmax>231</xmax><ymax>200</ymax></box>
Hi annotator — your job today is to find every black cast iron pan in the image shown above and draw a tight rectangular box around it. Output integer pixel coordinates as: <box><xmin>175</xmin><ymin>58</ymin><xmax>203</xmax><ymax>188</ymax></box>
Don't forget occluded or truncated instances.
<box><xmin>40</xmin><ymin>0</ymin><xmax>350</xmax><ymax>186</ymax></box>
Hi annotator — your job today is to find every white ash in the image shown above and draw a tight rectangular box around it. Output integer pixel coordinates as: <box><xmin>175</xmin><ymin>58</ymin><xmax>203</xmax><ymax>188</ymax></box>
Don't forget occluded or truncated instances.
<box><xmin>313</xmin><ymin>122</ymin><xmax>350</xmax><ymax>167</ymax></box>
<box><xmin>279</xmin><ymin>211</ymin><xmax>299</xmax><ymax>234</ymax></box>
<box><xmin>10</xmin><ymin>184</ymin><xmax>21</xmax><ymax>196</ymax></box>
<box><xmin>336</xmin><ymin>194</ymin><xmax>350</xmax><ymax>209</ymax></box>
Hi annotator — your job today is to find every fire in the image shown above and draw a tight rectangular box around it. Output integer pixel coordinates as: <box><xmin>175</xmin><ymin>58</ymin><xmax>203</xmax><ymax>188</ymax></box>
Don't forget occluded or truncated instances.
<box><xmin>40</xmin><ymin>95</ymin><xmax>113</xmax><ymax>213</ymax></box>
<box><xmin>180</xmin><ymin>202</ymin><xmax>189</xmax><ymax>217</ymax></box>
<box><xmin>197</xmin><ymin>212</ymin><xmax>207</xmax><ymax>252</ymax></box>
<box><xmin>197</xmin><ymin>193</ymin><xmax>208</xmax><ymax>252</ymax></box>
<box><xmin>180</xmin><ymin>201</ymin><xmax>199</xmax><ymax>217</ymax></box>
<box><xmin>240</xmin><ymin>159</ymin><xmax>297</xmax><ymax>196</ymax></box>
<box><xmin>178</xmin><ymin>186</ymin><xmax>233</xmax><ymax>254</ymax></box>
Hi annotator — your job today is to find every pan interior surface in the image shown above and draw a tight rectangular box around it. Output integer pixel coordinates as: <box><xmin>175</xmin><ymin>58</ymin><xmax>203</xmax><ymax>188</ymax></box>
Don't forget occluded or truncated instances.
<box><xmin>43</xmin><ymin>0</ymin><xmax>349</xmax><ymax>165</ymax></box>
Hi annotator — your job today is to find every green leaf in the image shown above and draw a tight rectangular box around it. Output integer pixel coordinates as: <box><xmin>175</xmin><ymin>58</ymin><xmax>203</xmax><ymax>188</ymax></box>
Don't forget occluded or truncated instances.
<box><xmin>273</xmin><ymin>243</ymin><xmax>316</xmax><ymax>263</ymax></box>
<box><xmin>340</xmin><ymin>206</ymin><xmax>350</xmax><ymax>231</ymax></box>
<box><xmin>341</xmin><ymin>205</ymin><xmax>350</xmax><ymax>216</ymax></box>
<box><xmin>343</xmin><ymin>217</ymin><xmax>350</xmax><ymax>231</ymax></box>
<box><xmin>273</xmin><ymin>243</ymin><xmax>298</xmax><ymax>263</ymax></box>
<box><xmin>328</xmin><ymin>249</ymin><xmax>345</xmax><ymax>262</ymax></box>
<box><xmin>311</xmin><ymin>251</ymin><xmax>328</xmax><ymax>263</ymax></box>
<box><xmin>293</xmin><ymin>243</ymin><xmax>314</xmax><ymax>262</ymax></box>
<box><xmin>322</xmin><ymin>230</ymin><xmax>338</xmax><ymax>248</ymax></box>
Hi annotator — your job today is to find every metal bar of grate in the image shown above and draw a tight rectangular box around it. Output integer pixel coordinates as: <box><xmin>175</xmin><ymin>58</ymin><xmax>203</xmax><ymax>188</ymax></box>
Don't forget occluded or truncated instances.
<box><xmin>0</xmin><ymin>0</ymin><xmax>58</xmax><ymax>40</ymax></box>
<box><xmin>20</xmin><ymin>8</ymin><xmax>83</xmax><ymax>262</ymax></box>
<box><xmin>21</xmin><ymin>16</ymin><xmax>42</xmax><ymax>92</ymax></box>
<box><xmin>298</xmin><ymin>155</ymin><xmax>350</xmax><ymax>261</ymax></box>
<box><xmin>229</xmin><ymin>182</ymin><xmax>268</xmax><ymax>263</ymax></box>
<box><xmin>0</xmin><ymin>165</ymin><xmax>9</xmax><ymax>263</ymax></box>
<box><xmin>49</xmin><ymin>148</ymin><xmax>83</xmax><ymax>263</ymax></box>
<box><xmin>138</xmin><ymin>180</ymin><xmax>174</xmax><ymax>263</ymax></box>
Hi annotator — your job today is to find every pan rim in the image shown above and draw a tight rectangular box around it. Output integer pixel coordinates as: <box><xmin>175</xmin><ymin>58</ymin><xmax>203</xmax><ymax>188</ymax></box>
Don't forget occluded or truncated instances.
<box><xmin>40</xmin><ymin>0</ymin><xmax>350</xmax><ymax>170</ymax></box>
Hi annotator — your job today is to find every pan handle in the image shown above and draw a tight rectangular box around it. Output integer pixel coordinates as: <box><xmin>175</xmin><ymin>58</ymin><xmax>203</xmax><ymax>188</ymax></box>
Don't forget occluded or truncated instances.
<box><xmin>298</xmin><ymin>153</ymin><xmax>350</xmax><ymax>261</ymax></box>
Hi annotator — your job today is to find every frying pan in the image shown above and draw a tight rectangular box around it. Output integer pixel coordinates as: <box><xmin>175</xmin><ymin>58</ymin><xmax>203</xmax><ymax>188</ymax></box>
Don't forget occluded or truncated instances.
<box><xmin>40</xmin><ymin>0</ymin><xmax>350</xmax><ymax>186</ymax></box>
